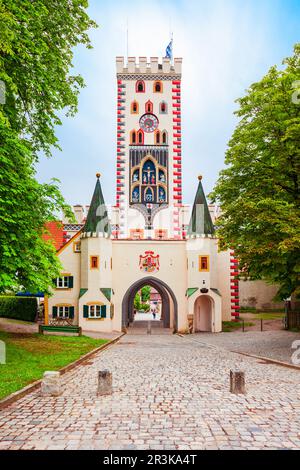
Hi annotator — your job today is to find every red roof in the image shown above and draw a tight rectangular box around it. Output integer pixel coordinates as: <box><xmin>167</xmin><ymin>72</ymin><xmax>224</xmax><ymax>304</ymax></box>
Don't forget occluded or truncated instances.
<box><xmin>43</xmin><ymin>221</ymin><xmax>65</xmax><ymax>251</ymax></box>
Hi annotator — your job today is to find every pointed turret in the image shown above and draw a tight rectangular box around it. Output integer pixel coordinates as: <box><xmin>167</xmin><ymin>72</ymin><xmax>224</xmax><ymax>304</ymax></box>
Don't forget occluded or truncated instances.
<box><xmin>83</xmin><ymin>173</ymin><xmax>111</xmax><ymax>237</ymax></box>
<box><xmin>188</xmin><ymin>175</ymin><xmax>215</xmax><ymax>237</ymax></box>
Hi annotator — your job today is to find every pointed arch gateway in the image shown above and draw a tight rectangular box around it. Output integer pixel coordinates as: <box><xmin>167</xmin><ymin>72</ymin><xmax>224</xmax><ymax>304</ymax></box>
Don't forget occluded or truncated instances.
<box><xmin>122</xmin><ymin>277</ymin><xmax>178</xmax><ymax>331</ymax></box>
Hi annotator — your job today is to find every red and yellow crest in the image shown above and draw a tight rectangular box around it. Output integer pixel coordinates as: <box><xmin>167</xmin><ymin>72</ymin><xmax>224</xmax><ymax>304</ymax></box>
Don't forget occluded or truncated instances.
<box><xmin>139</xmin><ymin>250</ymin><xmax>160</xmax><ymax>273</ymax></box>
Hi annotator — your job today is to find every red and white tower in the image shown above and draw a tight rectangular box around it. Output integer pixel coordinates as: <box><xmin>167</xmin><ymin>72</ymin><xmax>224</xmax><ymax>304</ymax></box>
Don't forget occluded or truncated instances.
<box><xmin>113</xmin><ymin>56</ymin><xmax>183</xmax><ymax>240</ymax></box>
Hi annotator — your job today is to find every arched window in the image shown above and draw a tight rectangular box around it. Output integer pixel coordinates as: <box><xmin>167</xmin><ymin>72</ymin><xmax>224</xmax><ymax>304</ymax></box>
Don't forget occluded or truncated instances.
<box><xmin>142</xmin><ymin>159</ymin><xmax>156</xmax><ymax>185</ymax></box>
<box><xmin>131</xmin><ymin>186</ymin><xmax>140</xmax><ymax>203</ymax></box>
<box><xmin>137</xmin><ymin>129</ymin><xmax>144</xmax><ymax>145</ymax></box>
<box><xmin>130</xmin><ymin>130</ymin><xmax>136</xmax><ymax>144</ymax></box>
<box><xmin>153</xmin><ymin>81</ymin><xmax>163</xmax><ymax>93</ymax></box>
<box><xmin>131</xmin><ymin>101</ymin><xmax>139</xmax><ymax>114</ymax></box>
<box><xmin>158</xmin><ymin>186</ymin><xmax>166</xmax><ymax>203</ymax></box>
<box><xmin>162</xmin><ymin>130</ymin><xmax>168</xmax><ymax>144</ymax></box>
<box><xmin>159</xmin><ymin>101</ymin><xmax>167</xmax><ymax>114</ymax></box>
<box><xmin>145</xmin><ymin>187</ymin><xmax>154</xmax><ymax>202</ymax></box>
<box><xmin>145</xmin><ymin>100</ymin><xmax>153</xmax><ymax>113</ymax></box>
<box><xmin>132</xmin><ymin>169</ymin><xmax>139</xmax><ymax>182</ymax></box>
<box><xmin>155</xmin><ymin>130</ymin><xmax>161</xmax><ymax>144</ymax></box>
<box><xmin>136</xmin><ymin>80</ymin><xmax>145</xmax><ymax>93</ymax></box>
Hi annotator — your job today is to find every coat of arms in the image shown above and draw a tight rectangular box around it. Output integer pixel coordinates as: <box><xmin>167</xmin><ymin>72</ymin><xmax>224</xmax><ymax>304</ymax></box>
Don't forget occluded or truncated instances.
<box><xmin>139</xmin><ymin>250</ymin><xmax>160</xmax><ymax>273</ymax></box>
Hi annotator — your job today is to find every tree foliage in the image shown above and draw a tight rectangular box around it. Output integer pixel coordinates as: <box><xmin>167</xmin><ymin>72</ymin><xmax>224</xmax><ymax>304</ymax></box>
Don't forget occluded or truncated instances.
<box><xmin>211</xmin><ymin>44</ymin><xmax>300</xmax><ymax>300</ymax></box>
<box><xmin>0</xmin><ymin>1</ymin><xmax>97</xmax><ymax>294</ymax></box>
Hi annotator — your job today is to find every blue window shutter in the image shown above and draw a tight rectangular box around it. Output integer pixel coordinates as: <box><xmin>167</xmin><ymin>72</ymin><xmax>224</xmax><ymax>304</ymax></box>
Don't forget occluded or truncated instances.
<box><xmin>83</xmin><ymin>305</ymin><xmax>89</xmax><ymax>318</ymax></box>
<box><xmin>101</xmin><ymin>305</ymin><xmax>107</xmax><ymax>318</ymax></box>
<box><xmin>52</xmin><ymin>306</ymin><xmax>58</xmax><ymax>318</ymax></box>
<box><xmin>68</xmin><ymin>276</ymin><xmax>74</xmax><ymax>288</ymax></box>
<box><xmin>69</xmin><ymin>306</ymin><xmax>74</xmax><ymax>319</ymax></box>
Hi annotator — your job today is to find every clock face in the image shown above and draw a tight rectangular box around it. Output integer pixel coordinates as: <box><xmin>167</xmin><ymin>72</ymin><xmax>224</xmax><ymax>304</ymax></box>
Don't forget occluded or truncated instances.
<box><xmin>139</xmin><ymin>113</ymin><xmax>159</xmax><ymax>133</ymax></box>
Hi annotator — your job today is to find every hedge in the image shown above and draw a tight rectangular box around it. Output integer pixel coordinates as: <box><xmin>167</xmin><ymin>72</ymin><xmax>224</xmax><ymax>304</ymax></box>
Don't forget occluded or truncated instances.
<box><xmin>0</xmin><ymin>296</ymin><xmax>37</xmax><ymax>322</ymax></box>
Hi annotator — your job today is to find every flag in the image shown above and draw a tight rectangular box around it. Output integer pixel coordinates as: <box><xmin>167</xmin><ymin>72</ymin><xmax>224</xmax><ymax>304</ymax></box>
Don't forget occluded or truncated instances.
<box><xmin>165</xmin><ymin>39</ymin><xmax>173</xmax><ymax>60</ymax></box>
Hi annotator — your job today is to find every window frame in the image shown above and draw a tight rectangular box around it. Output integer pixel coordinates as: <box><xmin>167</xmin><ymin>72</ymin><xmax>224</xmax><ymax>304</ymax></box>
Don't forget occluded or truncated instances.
<box><xmin>199</xmin><ymin>255</ymin><xmax>210</xmax><ymax>272</ymax></box>
<box><xmin>136</xmin><ymin>80</ymin><xmax>145</xmax><ymax>93</ymax></box>
<box><xmin>153</xmin><ymin>81</ymin><xmax>163</xmax><ymax>93</ymax></box>
<box><xmin>56</xmin><ymin>276</ymin><xmax>73</xmax><ymax>289</ymax></box>
<box><xmin>90</xmin><ymin>256</ymin><xmax>99</xmax><ymax>270</ymax></box>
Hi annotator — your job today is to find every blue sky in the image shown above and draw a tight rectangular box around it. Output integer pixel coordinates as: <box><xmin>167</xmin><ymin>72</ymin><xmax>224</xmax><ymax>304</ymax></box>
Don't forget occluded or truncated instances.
<box><xmin>36</xmin><ymin>0</ymin><xmax>300</xmax><ymax>208</ymax></box>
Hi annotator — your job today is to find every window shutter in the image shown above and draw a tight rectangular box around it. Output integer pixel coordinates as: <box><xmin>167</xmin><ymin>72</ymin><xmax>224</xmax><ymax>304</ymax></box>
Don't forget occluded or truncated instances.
<box><xmin>83</xmin><ymin>305</ymin><xmax>89</xmax><ymax>318</ymax></box>
<box><xmin>100</xmin><ymin>305</ymin><xmax>107</xmax><ymax>319</ymax></box>
<box><xmin>68</xmin><ymin>276</ymin><xmax>74</xmax><ymax>288</ymax></box>
<box><xmin>69</xmin><ymin>306</ymin><xmax>74</xmax><ymax>319</ymax></box>
<box><xmin>52</xmin><ymin>306</ymin><xmax>58</xmax><ymax>318</ymax></box>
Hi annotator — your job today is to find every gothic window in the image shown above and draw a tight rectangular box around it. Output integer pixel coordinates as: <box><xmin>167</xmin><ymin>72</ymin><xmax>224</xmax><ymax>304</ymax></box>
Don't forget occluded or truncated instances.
<box><xmin>159</xmin><ymin>101</ymin><xmax>167</xmax><ymax>114</ymax></box>
<box><xmin>130</xmin><ymin>130</ymin><xmax>136</xmax><ymax>144</ymax></box>
<box><xmin>132</xmin><ymin>169</ymin><xmax>139</xmax><ymax>182</ymax></box>
<box><xmin>145</xmin><ymin>100</ymin><xmax>153</xmax><ymax>113</ymax></box>
<box><xmin>153</xmin><ymin>81</ymin><xmax>163</xmax><ymax>93</ymax></box>
<box><xmin>137</xmin><ymin>129</ymin><xmax>144</xmax><ymax>144</ymax></box>
<box><xmin>131</xmin><ymin>186</ymin><xmax>140</xmax><ymax>203</ymax></box>
<box><xmin>142</xmin><ymin>159</ymin><xmax>156</xmax><ymax>185</ymax></box>
<box><xmin>162</xmin><ymin>130</ymin><xmax>168</xmax><ymax>144</ymax></box>
<box><xmin>145</xmin><ymin>187</ymin><xmax>154</xmax><ymax>202</ymax></box>
<box><xmin>155</xmin><ymin>130</ymin><xmax>161</xmax><ymax>144</ymax></box>
<box><xmin>136</xmin><ymin>80</ymin><xmax>145</xmax><ymax>93</ymax></box>
<box><xmin>131</xmin><ymin>101</ymin><xmax>139</xmax><ymax>114</ymax></box>
<box><xmin>158</xmin><ymin>169</ymin><xmax>166</xmax><ymax>183</ymax></box>
<box><xmin>158</xmin><ymin>186</ymin><xmax>166</xmax><ymax>203</ymax></box>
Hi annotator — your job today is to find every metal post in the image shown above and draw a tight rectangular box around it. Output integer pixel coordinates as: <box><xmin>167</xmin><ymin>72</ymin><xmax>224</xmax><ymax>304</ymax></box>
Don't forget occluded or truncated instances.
<box><xmin>242</xmin><ymin>319</ymin><xmax>245</xmax><ymax>332</ymax></box>
<box><xmin>147</xmin><ymin>321</ymin><xmax>152</xmax><ymax>335</ymax></box>
<box><xmin>261</xmin><ymin>318</ymin><xmax>263</xmax><ymax>332</ymax></box>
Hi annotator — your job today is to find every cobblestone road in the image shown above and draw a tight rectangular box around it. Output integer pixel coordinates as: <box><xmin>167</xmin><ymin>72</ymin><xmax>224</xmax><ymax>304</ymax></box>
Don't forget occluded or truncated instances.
<box><xmin>0</xmin><ymin>334</ymin><xmax>300</xmax><ymax>450</ymax></box>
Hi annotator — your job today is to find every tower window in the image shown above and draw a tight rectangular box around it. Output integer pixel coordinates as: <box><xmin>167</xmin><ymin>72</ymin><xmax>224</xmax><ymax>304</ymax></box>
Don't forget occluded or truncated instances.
<box><xmin>159</xmin><ymin>101</ymin><xmax>167</xmax><ymax>113</ymax></box>
<box><xmin>155</xmin><ymin>130</ymin><xmax>161</xmax><ymax>144</ymax></box>
<box><xmin>145</xmin><ymin>100</ymin><xmax>153</xmax><ymax>113</ymax></box>
<box><xmin>90</xmin><ymin>256</ymin><xmax>99</xmax><ymax>269</ymax></box>
<box><xmin>131</xmin><ymin>101</ymin><xmax>139</xmax><ymax>114</ymax></box>
<box><xmin>130</xmin><ymin>130</ymin><xmax>136</xmax><ymax>144</ymax></box>
<box><xmin>137</xmin><ymin>129</ymin><xmax>144</xmax><ymax>145</ymax></box>
<box><xmin>162</xmin><ymin>130</ymin><xmax>168</xmax><ymax>144</ymax></box>
<box><xmin>199</xmin><ymin>256</ymin><xmax>209</xmax><ymax>272</ymax></box>
<box><xmin>136</xmin><ymin>80</ymin><xmax>145</xmax><ymax>93</ymax></box>
<box><xmin>153</xmin><ymin>81</ymin><xmax>163</xmax><ymax>93</ymax></box>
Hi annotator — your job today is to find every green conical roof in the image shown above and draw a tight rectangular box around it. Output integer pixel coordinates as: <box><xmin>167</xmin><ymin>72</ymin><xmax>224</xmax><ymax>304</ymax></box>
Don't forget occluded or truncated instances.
<box><xmin>83</xmin><ymin>174</ymin><xmax>111</xmax><ymax>236</ymax></box>
<box><xmin>188</xmin><ymin>176</ymin><xmax>215</xmax><ymax>236</ymax></box>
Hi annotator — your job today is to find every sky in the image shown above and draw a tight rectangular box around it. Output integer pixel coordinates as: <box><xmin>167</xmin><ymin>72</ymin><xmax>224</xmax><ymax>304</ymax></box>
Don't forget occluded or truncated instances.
<box><xmin>36</xmin><ymin>0</ymin><xmax>300</xmax><ymax>208</ymax></box>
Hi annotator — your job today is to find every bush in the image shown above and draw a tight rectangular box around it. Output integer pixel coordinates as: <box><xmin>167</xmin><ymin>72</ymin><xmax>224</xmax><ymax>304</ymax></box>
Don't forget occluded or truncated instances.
<box><xmin>0</xmin><ymin>296</ymin><xmax>37</xmax><ymax>322</ymax></box>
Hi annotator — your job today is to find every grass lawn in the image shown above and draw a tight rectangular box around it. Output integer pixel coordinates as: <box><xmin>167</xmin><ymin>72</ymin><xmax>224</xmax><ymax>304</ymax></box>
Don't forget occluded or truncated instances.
<box><xmin>0</xmin><ymin>332</ymin><xmax>108</xmax><ymax>400</ymax></box>
<box><xmin>222</xmin><ymin>320</ymin><xmax>254</xmax><ymax>332</ymax></box>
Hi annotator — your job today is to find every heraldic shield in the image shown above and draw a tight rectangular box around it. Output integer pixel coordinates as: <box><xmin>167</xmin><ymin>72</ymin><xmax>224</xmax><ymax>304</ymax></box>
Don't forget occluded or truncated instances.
<box><xmin>139</xmin><ymin>251</ymin><xmax>160</xmax><ymax>273</ymax></box>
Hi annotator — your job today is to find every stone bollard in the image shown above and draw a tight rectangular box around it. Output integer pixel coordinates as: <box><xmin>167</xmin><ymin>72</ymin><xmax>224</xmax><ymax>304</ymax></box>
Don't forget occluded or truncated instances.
<box><xmin>41</xmin><ymin>371</ymin><xmax>61</xmax><ymax>396</ymax></box>
<box><xmin>147</xmin><ymin>321</ymin><xmax>152</xmax><ymax>335</ymax></box>
<box><xmin>97</xmin><ymin>370</ymin><xmax>112</xmax><ymax>396</ymax></box>
<box><xmin>230</xmin><ymin>370</ymin><xmax>246</xmax><ymax>394</ymax></box>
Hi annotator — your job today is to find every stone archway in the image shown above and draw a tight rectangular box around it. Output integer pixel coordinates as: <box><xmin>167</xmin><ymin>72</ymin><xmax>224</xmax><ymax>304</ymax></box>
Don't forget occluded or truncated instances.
<box><xmin>193</xmin><ymin>295</ymin><xmax>214</xmax><ymax>332</ymax></box>
<box><xmin>122</xmin><ymin>277</ymin><xmax>178</xmax><ymax>332</ymax></box>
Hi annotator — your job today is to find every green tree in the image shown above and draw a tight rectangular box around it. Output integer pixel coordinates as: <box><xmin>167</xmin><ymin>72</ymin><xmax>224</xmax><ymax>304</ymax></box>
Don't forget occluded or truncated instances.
<box><xmin>0</xmin><ymin>1</ymin><xmax>97</xmax><ymax>294</ymax></box>
<box><xmin>211</xmin><ymin>44</ymin><xmax>300</xmax><ymax>300</ymax></box>
<box><xmin>141</xmin><ymin>285</ymin><xmax>151</xmax><ymax>302</ymax></box>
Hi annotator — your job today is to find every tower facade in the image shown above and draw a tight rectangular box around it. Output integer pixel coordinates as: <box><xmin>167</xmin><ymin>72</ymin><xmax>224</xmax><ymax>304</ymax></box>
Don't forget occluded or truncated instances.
<box><xmin>114</xmin><ymin>56</ymin><xmax>183</xmax><ymax>240</ymax></box>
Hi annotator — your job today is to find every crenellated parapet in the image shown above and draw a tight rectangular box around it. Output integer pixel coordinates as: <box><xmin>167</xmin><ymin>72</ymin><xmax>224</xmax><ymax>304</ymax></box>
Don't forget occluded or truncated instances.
<box><xmin>116</xmin><ymin>56</ymin><xmax>182</xmax><ymax>77</ymax></box>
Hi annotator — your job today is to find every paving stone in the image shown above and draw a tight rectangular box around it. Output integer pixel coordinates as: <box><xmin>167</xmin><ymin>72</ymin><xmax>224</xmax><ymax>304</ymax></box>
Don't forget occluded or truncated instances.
<box><xmin>0</xmin><ymin>334</ymin><xmax>299</xmax><ymax>450</ymax></box>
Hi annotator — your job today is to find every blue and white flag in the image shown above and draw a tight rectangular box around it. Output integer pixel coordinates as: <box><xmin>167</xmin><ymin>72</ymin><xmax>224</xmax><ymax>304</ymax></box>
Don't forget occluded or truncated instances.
<box><xmin>165</xmin><ymin>39</ymin><xmax>173</xmax><ymax>60</ymax></box>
